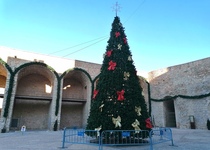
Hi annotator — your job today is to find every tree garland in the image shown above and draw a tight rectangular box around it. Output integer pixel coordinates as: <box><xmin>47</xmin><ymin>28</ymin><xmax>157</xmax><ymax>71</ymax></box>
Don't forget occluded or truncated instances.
<box><xmin>147</xmin><ymin>81</ymin><xmax>152</xmax><ymax>117</ymax></box>
<box><xmin>54</xmin><ymin>72</ymin><xmax>61</xmax><ymax>116</ymax></box>
<box><xmin>138</xmin><ymin>76</ymin><xmax>210</xmax><ymax>117</ymax></box>
<box><xmin>3</xmin><ymin>74</ymin><xmax>14</xmax><ymax>117</ymax></box>
<box><xmin>74</xmin><ymin>67</ymin><xmax>92</xmax><ymax>82</ymax></box>
<box><xmin>150</xmin><ymin>92</ymin><xmax>210</xmax><ymax>102</ymax></box>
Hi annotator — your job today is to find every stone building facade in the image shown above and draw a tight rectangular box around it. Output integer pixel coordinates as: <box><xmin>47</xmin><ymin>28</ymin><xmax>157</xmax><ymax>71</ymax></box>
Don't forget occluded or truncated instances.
<box><xmin>148</xmin><ymin>57</ymin><xmax>210</xmax><ymax>129</ymax></box>
<box><xmin>0</xmin><ymin>46</ymin><xmax>210</xmax><ymax>132</ymax></box>
<box><xmin>0</xmin><ymin>46</ymin><xmax>101</xmax><ymax>132</ymax></box>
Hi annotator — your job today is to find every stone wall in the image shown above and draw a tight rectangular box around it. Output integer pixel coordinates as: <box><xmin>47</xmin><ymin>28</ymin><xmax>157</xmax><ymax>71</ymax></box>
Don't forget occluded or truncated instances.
<box><xmin>62</xmin><ymin>78</ymin><xmax>84</xmax><ymax>99</ymax></box>
<box><xmin>0</xmin><ymin>76</ymin><xmax>6</xmax><ymax>87</ymax></box>
<box><xmin>139</xmin><ymin>77</ymin><xmax>149</xmax><ymax>110</ymax></box>
<box><xmin>148</xmin><ymin>57</ymin><xmax>210</xmax><ymax>129</ymax></box>
<box><xmin>16</xmin><ymin>74</ymin><xmax>52</xmax><ymax>97</ymax></box>
<box><xmin>12</xmin><ymin>100</ymin><xmax>50</xmax><ymax>130</ymax></box>
<box><xmin>75</xmin><ymin>60</ymin><xmax>101</xmax><ymax>79</ymax></box>
<box><xmin>60</xmin><ymin>102</ymin><xmax>83</xmax><ymax>129</ymax></box>
<box><xmin>1</xmin><ymin>47</ymin><xmax>210</xmax><ymax>131</ymax></box>
<box><xmin>0</xmin><ymin>49</ymin><xmax>96</xmax><ymax>131</ymax></box>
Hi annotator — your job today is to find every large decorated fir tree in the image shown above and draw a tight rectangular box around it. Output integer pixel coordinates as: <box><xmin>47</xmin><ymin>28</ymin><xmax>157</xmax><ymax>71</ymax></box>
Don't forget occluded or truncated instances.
<box><xmin>86</xmin><ymin>16</ymin><xmax>152</xmax><ymax>133</ymax></box>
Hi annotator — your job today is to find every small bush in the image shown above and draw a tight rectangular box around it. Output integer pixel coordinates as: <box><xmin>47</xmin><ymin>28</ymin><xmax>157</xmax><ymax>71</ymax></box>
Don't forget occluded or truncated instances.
<box><xmin>207</xmin><ymin>119</ymin><xmax>210</xmax><ymax>130</ymax></box>
<box><xmin>1</xmin><ymin>128</ymin><xmax>6</xmax><ymax>133</ymax></box>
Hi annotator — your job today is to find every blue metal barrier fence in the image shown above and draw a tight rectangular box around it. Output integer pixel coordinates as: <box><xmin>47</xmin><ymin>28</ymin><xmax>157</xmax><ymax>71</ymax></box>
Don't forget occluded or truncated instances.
<box><xmin>149</xmin><ymin>127</ymin><xmax>174</xmax><ymax>150</ymax></box>
<box><xmin>62</xmin><ymin>127</ymin><xmax>174</xmax><ymax>150</ymax></box>
<box><xmin>62</xmin><ymin>128</ymin><xmax>100</xmax><ymax>149</ymax></box>
<box><xmin>101</xmin><ymin>130</ymin><xmax>150</xmax><ymax>150</ymax></box>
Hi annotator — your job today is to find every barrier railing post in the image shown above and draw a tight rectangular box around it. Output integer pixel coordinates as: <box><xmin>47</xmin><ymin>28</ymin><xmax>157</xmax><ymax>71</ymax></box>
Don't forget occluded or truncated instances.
<box><xmin>62</xmin><ymin>128</ymin><xmax>66</xmax><ymax>148</ymax></box>
<box><xmin>100</xmin><ymin>131</ymin><xmax>103</xmax><ymax>150</ymax></box>
<box><xmin>100</xmin><ymin>130</ymin><xmax>150</xmax><ymax>149</ymax></box>
<box><xmin>168</xmin><ymin>128</ymin><xmax>174</xmax><ymax>146</ymax></box>
<box><xmin>160</xmin><ymin>128</ymin><xmax>163</xmax><ymax>140</ymax></box>
<box><xmin>149</xmin><ymin>127</ymin><xmax>174</xmax><ymax>149</ymax></box>
<box><xmin>98</xmin><ymin>133</ymin><xmax>101</xmax><ymax>150</ymax></box>
<box><xmin>149</xmin><ymin>130</ymin><xmax>153</xmax><ymax>150</ymax></box>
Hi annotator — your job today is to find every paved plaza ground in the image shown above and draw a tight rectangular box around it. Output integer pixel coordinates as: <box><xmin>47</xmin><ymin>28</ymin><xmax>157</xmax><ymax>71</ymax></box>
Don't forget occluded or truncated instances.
<box><xmin>0</xmin><ymin>128</ymin><xmax>209</xmax><ymax>150</ymax></box>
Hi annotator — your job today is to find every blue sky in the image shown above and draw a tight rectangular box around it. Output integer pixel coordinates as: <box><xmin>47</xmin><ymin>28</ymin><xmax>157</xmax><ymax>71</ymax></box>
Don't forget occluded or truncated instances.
<box><xmin>1</xmin><ymin>0</ymin><xmax>210</xmax><ymax>72</ymax></box>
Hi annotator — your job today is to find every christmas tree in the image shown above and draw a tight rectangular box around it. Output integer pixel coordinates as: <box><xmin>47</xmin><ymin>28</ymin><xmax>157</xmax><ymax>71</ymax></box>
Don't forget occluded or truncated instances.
<box><xmin>86</xmin><ymin>16</ymin><xmax>152</xmax><ymax>134</ymax></box>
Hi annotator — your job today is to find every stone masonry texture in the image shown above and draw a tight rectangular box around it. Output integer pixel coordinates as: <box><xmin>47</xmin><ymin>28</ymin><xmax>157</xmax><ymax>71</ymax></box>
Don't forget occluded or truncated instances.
<box><xmin>0</xmin><ymin>47</ymin><xmax>210</xmax><ymax>132</ymax></box>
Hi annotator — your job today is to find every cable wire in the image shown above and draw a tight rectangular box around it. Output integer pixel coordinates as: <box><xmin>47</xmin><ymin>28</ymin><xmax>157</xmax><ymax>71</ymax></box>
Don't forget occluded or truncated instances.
<box><xmin>124</xmin><ymin>0</ymin><xmax>146</xmax><ymax>24</ymax></box>
<box><xmin>48</xmin><ymin>35</ymin><xmax>108</xmax><ymax>55</ymax></box>
<box><xmin>62</xmin><ymin>36</ymin><xmax>108</xmax><ymax>57</ymax></box>
<box><xmin>49</xmin><ymin>1</ymin><xmax>146</xmax><ymax>57</ymax></box>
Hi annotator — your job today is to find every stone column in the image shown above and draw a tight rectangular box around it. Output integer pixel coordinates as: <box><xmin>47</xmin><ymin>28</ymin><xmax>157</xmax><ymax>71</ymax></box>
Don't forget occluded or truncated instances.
<box><xmin>48</xmin><ymin>76</ymin><xmax>63</xmax><ymax>131</ymax></box>
<box><xmin>82</xmin><ymin>80</ymin><xmax>92</xmax><ymax>128</ymax></box>
<box><xmin>0</xmin><ymin>73</ymin><xmax>18</xmax><ymax>132</ymax></box>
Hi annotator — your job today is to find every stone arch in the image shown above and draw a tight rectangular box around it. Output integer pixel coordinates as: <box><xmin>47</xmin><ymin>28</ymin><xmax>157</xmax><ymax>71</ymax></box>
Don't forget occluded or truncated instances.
<box><xmin>92</xmin><ymin>74</ymin><xmax>100</xmax><ymax>91</ymax></box>
<box><xmin>60</xmin><ymin>68</ymin><xmax>92</xmax><ymax>129</ymax></box>
<box><xmin>0</xmin><ymin>58</ymin><xmax>13</xmax><ymax>121</ymax></box>
<box><xmin>138</xmin><ymin>76</ymin><xmax>150</xmax><ymax>112</ymax></box>
<box><xmin>11</xmin><ymin>62</ymin><xmax>56</xmax><ymax>130</ymax></box>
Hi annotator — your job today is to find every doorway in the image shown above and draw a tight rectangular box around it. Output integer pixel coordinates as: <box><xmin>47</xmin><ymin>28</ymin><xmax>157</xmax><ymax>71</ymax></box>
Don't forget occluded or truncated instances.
<box><xmin>164</xmin><ymin>100</ymin><xmax>176</xmax><ymax>127</ymax></box>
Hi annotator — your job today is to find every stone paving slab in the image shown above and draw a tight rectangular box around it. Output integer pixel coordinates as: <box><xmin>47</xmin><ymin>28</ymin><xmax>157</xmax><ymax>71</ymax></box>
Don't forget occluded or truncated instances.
<box><xmin>0</xmin><ymin>128</ymin><xmax>209</xmax><ymax>150</ymax></box>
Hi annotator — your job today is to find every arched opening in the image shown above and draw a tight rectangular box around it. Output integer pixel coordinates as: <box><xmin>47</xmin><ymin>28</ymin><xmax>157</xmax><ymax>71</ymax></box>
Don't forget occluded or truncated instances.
<box><xmin>11</xmin><ymin>65</ymin><xmax>54</xmax><ymax>130</ymax></box>
<box><xmin>60</xmin><ymin>69</ymin><xmax>89</xmax><ymax>129</ymax></box>
<box><xmin>163</xmin><ymin>99</ymin><xmax>176</xmax><ymax>127</ymax></box>
<box><xmin>0</xmin><ymin>64</ymin><xmax>7</xmax><ymax>117</ymax></box>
